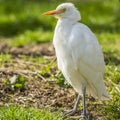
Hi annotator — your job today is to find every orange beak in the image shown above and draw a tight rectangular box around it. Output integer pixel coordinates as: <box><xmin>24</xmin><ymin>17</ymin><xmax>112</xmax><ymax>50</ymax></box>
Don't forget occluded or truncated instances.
<box><xmin>43</xmin><ymin>10</ymin><xmax>60</xmax><ymax>16</ymax></box>
<box><xmin>43</xmin><ymin>9</ymin><xmax>65</xmax><ymax>16</ymax></box>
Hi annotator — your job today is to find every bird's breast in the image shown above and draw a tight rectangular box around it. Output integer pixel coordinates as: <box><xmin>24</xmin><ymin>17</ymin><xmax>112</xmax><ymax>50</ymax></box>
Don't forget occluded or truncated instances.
<box><xmin>53</xmin><ymin>24</ymin><xmax>71</xmax><ymax>57</ymax></box>
<box><xmin>53</xmin><ymin>20</ymin><xmax>76</xmax><ymax>71</ymax></box>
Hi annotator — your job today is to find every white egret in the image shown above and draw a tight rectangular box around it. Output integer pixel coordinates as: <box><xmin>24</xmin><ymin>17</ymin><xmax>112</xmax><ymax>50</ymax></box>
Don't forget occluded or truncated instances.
<box><xmin>43</xmin><ymin>3</ymin><xmax>109</xmax><ymax>118</ymax></box>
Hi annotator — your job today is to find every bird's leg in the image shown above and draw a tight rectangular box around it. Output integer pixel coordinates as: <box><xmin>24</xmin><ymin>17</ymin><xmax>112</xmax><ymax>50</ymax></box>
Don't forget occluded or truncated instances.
<box><xmin>81</xmin><ymin>86</ymin><xmax>87</xmax><ymax>118</ymax></box>
<box><xmin>64</xmin><ymin>94</ymin><xmax>81</xmax><ymax>116</ymax></box>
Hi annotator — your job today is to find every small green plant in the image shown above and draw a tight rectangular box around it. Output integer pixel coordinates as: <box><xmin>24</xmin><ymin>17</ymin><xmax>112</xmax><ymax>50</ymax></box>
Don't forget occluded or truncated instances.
<box><xmin>5</xmin><ymin>75</ymin><xmax>26</xmax><ymax>90</ymax></box>
<box><xmin>54</xmin><ymin>72</ymin><xmax>70</xmax><ymax>88</ymax></box>
<box><xmin>40</xmin><ymin>65</ymin><xmax>51</xmax><ymax>77</ymax></box>
<box><xmin>0</xmin><ymin>54</ymin><xmax>12</xmax><ymax>67</ymax></box>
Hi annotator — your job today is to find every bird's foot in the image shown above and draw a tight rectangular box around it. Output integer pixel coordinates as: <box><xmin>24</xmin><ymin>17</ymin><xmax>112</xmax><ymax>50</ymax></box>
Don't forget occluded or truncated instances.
<box><xmin>81</xmin><ymin>112</ymin><xmax>88</xmax><ymax>120</ymax></box>
<box><xmin>64</xmin><ymin>108</ymin><xmax>77</xmax><ymax>116</ymax></box>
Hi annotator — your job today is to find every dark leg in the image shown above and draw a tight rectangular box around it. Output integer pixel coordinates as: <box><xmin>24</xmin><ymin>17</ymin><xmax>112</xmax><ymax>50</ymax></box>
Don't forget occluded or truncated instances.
<box><xmin>81</xmin><ymin>86</ymin><xmax>87</xmax><ymax>118</ymax></box>
<box><xmin>64</xmin><ymin>94</ymin><xmax>81</xmax><ymax>116</ymax></box>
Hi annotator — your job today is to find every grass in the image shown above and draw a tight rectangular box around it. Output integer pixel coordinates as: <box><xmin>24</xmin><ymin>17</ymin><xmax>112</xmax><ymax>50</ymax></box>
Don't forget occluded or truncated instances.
<box><xmin>0</xmin><ymin>105</ymin><xmax>65</xmax><ymax>120</ymax></box>
<box><xmin>0</xmin><ymin>53</ymin><xmax>12</xmax><ymax>66</ymax></box>
<box><xmin>11</xmin><ymin>30</ymin><xmax>53</xmax><ymax>46</ymax></box>
<box><xmin>0</xmin><ymin>0</ymin><xmax>120</xmax><ymax>119</ymax></box>
<box><xmin>104</xmin><ymin>64</ymin><xmax>120</xmax><ymax>119</ymax></box>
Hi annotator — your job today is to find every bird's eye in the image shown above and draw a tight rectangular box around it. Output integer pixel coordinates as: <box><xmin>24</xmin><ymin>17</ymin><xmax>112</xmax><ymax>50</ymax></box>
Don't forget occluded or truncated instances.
<box><xmin>62</xmin><ymin>8</ymin><xmax>66</xmax><ymax>12</ymax></box>
<box><xmin>59</xmin><ymin>8</ymin><xmax>66</xmax><ymax>13</ymax></box>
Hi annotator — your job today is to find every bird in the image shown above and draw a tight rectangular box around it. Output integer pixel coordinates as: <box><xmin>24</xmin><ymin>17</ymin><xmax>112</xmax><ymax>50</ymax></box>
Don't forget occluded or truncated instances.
<box><xmin>43</xmin><ymin>3</ymin><xmax>109</xmax><ymax>118</ymax></box>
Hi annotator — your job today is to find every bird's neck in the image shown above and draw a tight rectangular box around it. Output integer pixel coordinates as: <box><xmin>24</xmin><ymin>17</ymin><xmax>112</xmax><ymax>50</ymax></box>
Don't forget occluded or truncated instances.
<box><xmin>58</xmin><ymin>18</ymin><xmax>77</xmax><ymax>26</ymax></box>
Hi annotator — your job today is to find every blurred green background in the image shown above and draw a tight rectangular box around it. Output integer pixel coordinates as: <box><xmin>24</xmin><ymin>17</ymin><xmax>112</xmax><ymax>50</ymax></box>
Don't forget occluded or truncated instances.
<box><xmin>0</xmin><ymin>0</ymin><xmax>120</xmax><ymax>46</ymax></box>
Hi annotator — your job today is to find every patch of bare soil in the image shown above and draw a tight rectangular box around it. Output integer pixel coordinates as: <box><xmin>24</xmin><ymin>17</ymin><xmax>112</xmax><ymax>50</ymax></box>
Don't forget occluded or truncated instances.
<box><xmin>0</xmin><ymin>41</ymin><xmax>54</xmax><ymax>56</ymax></box>
<box><xmin>0</xmin><ymin>42</ymin><xmax>104</xmax><ymax>120</ymax></box>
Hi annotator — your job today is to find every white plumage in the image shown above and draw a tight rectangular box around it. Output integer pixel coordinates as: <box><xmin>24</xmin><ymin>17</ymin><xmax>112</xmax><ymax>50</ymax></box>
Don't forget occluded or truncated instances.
<box><xmin>43</xmin><ymin>2</ymin><xmax>109</xmax><ymax>117</ymax></box>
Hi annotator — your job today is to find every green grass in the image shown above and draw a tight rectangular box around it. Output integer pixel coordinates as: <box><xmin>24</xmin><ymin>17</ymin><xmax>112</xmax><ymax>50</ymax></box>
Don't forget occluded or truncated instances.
<box><xmin>0</xmin><ymin>0</ymin><xmax>119</xmax><ymax>46</ymax></box>
<box><xmin>0</xmin><ymin>0</ymin><xmax>120</xmax><ymax>119</ymax></box>
<box><xmin>0</xmin><ymin>53</ymin><xmax>12</xmax><ymax>66</ymax></box>
<box><xmin>0</xmin><ymin>0</ymin><xmax>57</xmax><ymax>46</ymax></box>
<box><xmin>11</xmin><ymin>29</ymin><xmax>53</xmax><ymax>46</ymax></box>
<box><xmin>0</xmin><ymin>105</ymin><xmax>65</xmax><ymax>120</ymax></box>
<box><xmin>104</xmin><ymin>64</ymin><xmax>120</xmax><ymax>119</ymax></box>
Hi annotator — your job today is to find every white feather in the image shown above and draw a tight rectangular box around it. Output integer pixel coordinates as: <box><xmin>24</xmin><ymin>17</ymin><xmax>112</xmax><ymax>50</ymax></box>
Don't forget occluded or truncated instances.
<box><xmin>53</xmin><ymin>3</ymin><xmax>109</xmax><ymax>99</ymax></box>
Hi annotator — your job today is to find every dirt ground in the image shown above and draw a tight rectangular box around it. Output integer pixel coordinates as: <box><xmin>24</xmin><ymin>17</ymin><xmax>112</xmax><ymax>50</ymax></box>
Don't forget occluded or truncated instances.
<box><xmin>0</xmin><ymin>42</ymin><xmax>106</xmax><ymax>120</ymax></box>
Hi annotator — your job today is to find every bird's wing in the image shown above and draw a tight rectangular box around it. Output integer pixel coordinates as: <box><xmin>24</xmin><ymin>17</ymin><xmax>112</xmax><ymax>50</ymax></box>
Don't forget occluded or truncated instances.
<box><xmin>69</xmin><ymin>23</ymin><xmax>105</xmax><ymax>73</ymax></box>
<box><xmin>69</xmin><ymin>23</ymin><xmax>107</xmax><ymax>98</ymax></box>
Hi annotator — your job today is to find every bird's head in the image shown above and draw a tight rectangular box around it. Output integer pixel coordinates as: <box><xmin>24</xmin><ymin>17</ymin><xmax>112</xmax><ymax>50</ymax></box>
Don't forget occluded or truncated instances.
<box><xmin>43</xmin><ymin>3</ymin><xmax>81</xmax><ymax>21</ymax></box>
